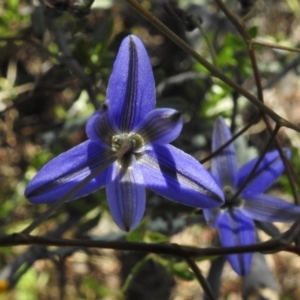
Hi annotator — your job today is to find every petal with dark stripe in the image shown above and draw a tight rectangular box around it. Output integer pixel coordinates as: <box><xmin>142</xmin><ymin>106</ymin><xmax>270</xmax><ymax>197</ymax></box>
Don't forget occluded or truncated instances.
<box><xmin>106</xmin><ymin>35</ymin><xmax>155</xmax><ymax>132</ymax></box>
<box><xmin>211</xmin><ymin>117</ymin><xmax>238</xmax><ymax>188</ymax></box>
<box><xmin>106</xmin><ymin>157</ymin><xmax>145</xmax><ymax>231</ymax></box>
<box><xmin>242</xmin><ymin>193</ymin><xmax>300</xmax><ymax>222</ymax></box>
<box><xmin>86</xmin><ymin>107</ymin><xmax>118</xmax><ymax>146</ymax></box>
<box><xmin>138</xmin><ymin>144</ymin><xmax>224</xmax><ymax>208</ymax></box>
<box><xmin>217</xmin><ymin>209</ymin><xmax>255</xmax><ymax>276</ymax></box>
<box><xmin>25</xmin><ymin>140</ymin><xmax>115</xmax><ymax>203</ymax></box>
<box><xmin>237</xmin><ymin>149</ymin><xmax>291</xmax><ymax>195</ymax></box>
<box><xmin>203</xmin><ymin>207</ymin><xmax>222</xmax><ymax>226</ymax></box>
<box><xmin>134</xmin><ymin>108</ymin><xmax>182</xmax><ymax>144</ymax></box>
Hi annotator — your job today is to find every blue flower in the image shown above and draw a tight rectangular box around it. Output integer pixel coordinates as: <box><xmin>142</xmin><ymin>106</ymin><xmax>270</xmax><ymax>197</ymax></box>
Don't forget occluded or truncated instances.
<box><xmin>203</xmin><ymin>117</ymin><xmax>300</xmax><ymax>275</ymax></box>
<box><xmin>25</xmin><ymin>35</ymin><xmax>224</xmax><ymax>231</ymax></box>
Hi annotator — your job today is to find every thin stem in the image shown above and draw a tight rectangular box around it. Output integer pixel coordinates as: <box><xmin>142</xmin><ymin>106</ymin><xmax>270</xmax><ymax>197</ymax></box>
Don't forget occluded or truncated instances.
<box><xmin>47</xmin><ymin>18</ymin><xmax>98</xmax><ymax>110</ymax></box>
<box><xmin>281</xmin><ymin>216</ymin><xmax>300</xmax><ymax>244</ymax></box>
<box><xmin>191</xmin><ymin>16</ymin><xmax>218</xmax><ymax>68</ymax></box>
<box><xmin>121</xmin><ymin>254</ymin><xmax>152</xmax><ymax>293</ymax></box>
<box><xmin>0</xmin><ymin>233</ymin><xmax>297</xmax><ymax>256</ymax></box>
<box><xmin>171</xmin><ymin>243</ymin><xmax>216</xmax><ymax>299</ymax></box>
<box><xmin>231</xmin><ymin>124</ymin><xmax>280</xmax><ymax>202</ymax></box>
<box><xmin>185</xmin><ymin>257</ymin><xmax>216</xmax><ymax>300</ymax></box>
<box><xmin>252</xmin><ymin>39</ymin><xmax>300</xmax><ymax>53</ymax></box>
<box><xmin>115</xmin><ymin>140</ymin><xmax>133</xmax><ymax>158</ymax></box>
<box><xmin>201</xmin><ymin>119</ymin><xmax>256</xmax><ymax>164</ymax></box>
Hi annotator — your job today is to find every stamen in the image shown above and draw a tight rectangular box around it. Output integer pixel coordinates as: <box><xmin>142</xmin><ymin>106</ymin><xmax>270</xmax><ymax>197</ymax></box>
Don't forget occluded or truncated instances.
<box><xmin>112</xmin><ymin>133</ymin><xmax>130</xmax><ymax>152</ymax></box>
<box><xmin>112</xmin><ymin>133</ymin><xmax>144</xmax><ymax>170</ymax></box>
<box><xmin>222</xmin><ymin>185</ymin><xmax>243</xmax><ymax>208</ymax></box>
<box><xmin>112</xmin><ymin>133</ymin><xmax>144</xmax><ymax>154</ymax></box>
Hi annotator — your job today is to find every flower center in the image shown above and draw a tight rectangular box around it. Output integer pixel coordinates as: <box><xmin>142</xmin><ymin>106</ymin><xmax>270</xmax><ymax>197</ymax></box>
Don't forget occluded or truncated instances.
<box><xmin>221</xmin><ymin>185</ymin><xmax>243</xmax><ymax>209</ymax></box>
<box><xmin>111</xmin><ymin>133</ymin><xmax>144</xmax><ymax>169</ymax></box>
<box><xmin>112</xmin><ymin>133</ymin><xmax>144</xmax><ymax>154</ymax></box>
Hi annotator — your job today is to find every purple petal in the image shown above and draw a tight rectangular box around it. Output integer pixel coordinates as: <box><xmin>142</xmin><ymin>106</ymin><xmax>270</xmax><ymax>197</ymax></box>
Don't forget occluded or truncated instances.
<box><xmin>107</xmin><ymin>35</ymin><xmax>155</xmax><ymax>132</ymax></box>
<box><xmin>217</xmin><ymin>209</ymin><xmax>256</xmax><ymax>276</ymax></box>
<box><xmin>138</xmin><ymin>144</ymin><xmax>224</xmax><ymax>208</ymax></box>
<box><xmin>106</xmin><ymin>157</ymin><xmax>145</xmax><ymax>231</ymax></box>
<box><xmin>211</xmin><ymin>117</ymin><xmax>238</xmax><ymax>188</ymax></box>
<box><xmin>25</xmin><ymin>141</ymin><xmax>114</xmax><ymax>203</ymax></box>
<box><xmin>242</xmin><ymin>193</ymin><xmax>300</xmax><ymax>222</ymax></box>
<box><xmin>134</xmin><ymin>108</ymin><xmax>182</xmax><ymax>144</ymax></box>
<box><xmin>86</xmin><ymin>107</ymin><xmax>118</xmax><ymax>146</ymax></box>
<box><xmin>237</xmin><ymin>149</ymin><xmax>291</xmax><ymax>194</ymax></box>
<box><xmin>203</xmin><ymin>208</ymin><xmax>221</xmax><ymax>227</ymax></box>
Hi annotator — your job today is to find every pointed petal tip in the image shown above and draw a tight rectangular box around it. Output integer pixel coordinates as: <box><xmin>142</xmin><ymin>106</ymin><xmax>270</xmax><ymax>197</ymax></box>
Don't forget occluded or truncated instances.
<box><xmin>242</xmin><ymin>193</ymin><xmax>300</xmax><ymax>223</ymax></box>
<box><xmin>238</xmin><ymin>148</ymin><xmax>291</xmax><ymax>195</ymax></box>
<box><xmin>25</xmin><ymin>141</ymin><xmax>112</xmax><ymax>204</ymax></box>
<box><xmin>230</xmin><ymin>257</ymin><xmax>251</xmax><ymax>276</ymax></box>
<box><xmin>115</xmin><ymin>220</ymin><xmax>134</xmax><ymax>232</ymax></box>
<box><xmin>140</xmin><ymin>144</ymin><xmax>224</xmax><ymax>209</ymax></box>
<box><xmin>217</xmin><ymin>210</ymin><xmax>255</xmax><ymax>276</ymax></box>
<box><xmin>212</xmin><ymin>116</ymin><xmax>238</xmax><ymax>188</ymax></box>
<box><xmin>214</xmin><ymin>116</ymin><xmax>230</xmax><ymax>135</ymax></box>
<box><xmin>201</xmin><ymin>184</ymin><xmax>225</xmax><ymax>208</ymax></box>
<box><xmin>134</xmin><ymin>108</ymin><xmax>183</xmax><ymax>145</ymax></box>
<box><xmin>283</xmin><ymin>147</ymin><xmax>291</xmax><ymax>159</ymax></box>
<box><xmin>113</xmin><ymin>215</ymin><xmax>141</xmax><ymax>232</ymax></box>
<box><xmin>171</xmin><ymin>110</ymin><xmax>182</xmax><ymax>120</ymax></box>
<box><xmin>107</xmin><ymin>34</ymin><xmax>155</xmax><ymax>131</ymax></box>
<box><xmin>215</xmin><ymin>115</ymin><xmax>226</xmax><ymax>125</ymax></box>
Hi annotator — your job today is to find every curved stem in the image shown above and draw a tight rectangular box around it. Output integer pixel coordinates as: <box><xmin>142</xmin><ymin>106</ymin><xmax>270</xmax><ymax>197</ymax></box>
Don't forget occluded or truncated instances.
<box><xmin>191</xmin><ymin>16</ymin><xmax>218</xmax><ymax>68</ymax></box>
<box><xmin>0</xmin><ymin>231</ymin><xmax>298</xmax><ymax>256</ymax></box>
<box><xmin>231</xmin><ymin>124</ymin><xmax>280</xmax><ymax>201</ymax></box>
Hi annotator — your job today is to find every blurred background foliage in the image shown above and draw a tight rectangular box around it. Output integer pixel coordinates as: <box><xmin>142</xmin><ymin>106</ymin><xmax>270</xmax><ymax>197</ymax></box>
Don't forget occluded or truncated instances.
<box><xmin>1</xmin><ymin>0</ymin><xmax>300</xmax><ymax>299</ymax></box>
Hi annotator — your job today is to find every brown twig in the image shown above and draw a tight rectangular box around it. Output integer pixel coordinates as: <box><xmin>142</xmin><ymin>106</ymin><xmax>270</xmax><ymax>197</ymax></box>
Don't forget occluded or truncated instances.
<box><xmin>47</xmin><ymin>18</ymin><xmax>98</xmax><ymax>110</ymax></box>
<box><xmin>252</xmin><ymin>39</ymin><xmax>300</xmax><ymax>53</ymax></box>
<box><xmin>0</xmin><ymin>232</ymin><xmax>298</xmax><ymax>256</ymax></box>
<box><xmin>185</xmin><ymin>256</ymin><xmax>216</xmax><ymax>300</ymax></box>
<box><xmin>231</xmin><ymin>123</ymin><xmax>280</xmax><ymax>201</ymax></box>
<box><xmin>200</xmin><ymin>119</ymin><xmax>256</xmax><ymax>164</ymax></box>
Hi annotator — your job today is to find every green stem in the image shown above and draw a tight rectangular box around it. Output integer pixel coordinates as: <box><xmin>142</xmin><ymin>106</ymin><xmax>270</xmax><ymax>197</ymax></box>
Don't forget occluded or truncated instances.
<box><xmin>121</xmin><ymin>254</ymin><xmax>152</xmax><ymax>293</ymax></box>
<box><xmin>192</xmin><ymin>16</ymin><xmax>218</xmax><ymax>68</ymax></box>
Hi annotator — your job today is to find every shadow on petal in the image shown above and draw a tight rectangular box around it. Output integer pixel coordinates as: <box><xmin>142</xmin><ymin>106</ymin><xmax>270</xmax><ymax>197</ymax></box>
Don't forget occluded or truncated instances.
<box><xmin>106</xmin><ymin>157</ymin><xmax>145</xmax><ymax>231</ymax></box>
<box><xmin>26</xmin><ymin>141</ymin><xmax>114</xmax><ymax>203</ymax></box>
<box><xmin>139</xmin><ymin>144</ymin><xmax>224</xmax><ymax>208</ymax></box>
<box><xmin>134</xmin><ymin>108</ymin><xmax>182</xmax><ymax>144</ymax></box>
<box><xmin>211</xmin><ymin>117</ymin><xmax>238</xmax><ymax>188</ymax></box>
<box><xmin>217</xmin><ymin>209</ymin><xmax>256</xmax><ymax>276</ymax></box>
<box><xmin>107</xmin><ymin>35</ymin><xmax>155</xmax><ymax>132</ymax></box>
<box><xmin>238</xmin><ymin>149</ymin><xmax>291</xmax><ymax>195</ymax></box>
<box><xmin>242</xmin><ymin>193</ymin><xmax>300</xmax><ymax>223</ymax></box>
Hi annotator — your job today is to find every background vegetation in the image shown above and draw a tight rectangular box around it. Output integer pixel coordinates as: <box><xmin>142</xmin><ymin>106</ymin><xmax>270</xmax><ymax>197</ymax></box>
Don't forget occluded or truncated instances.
<box><xmin>1</xmin><ymin>0</ymin><xmax>300</xmax><ymax>299</ymax></box>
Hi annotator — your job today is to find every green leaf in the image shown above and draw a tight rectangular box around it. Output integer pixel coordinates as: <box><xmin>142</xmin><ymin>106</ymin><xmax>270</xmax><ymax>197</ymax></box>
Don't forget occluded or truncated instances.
<box><xmin>84</xmin><ymin>277</ymin><xmax>124</xmax><ymax>299</ymax></box>
<box><xmin>15</xmin><ymin>268</ymin><xmax>41</xmax><ymax>300</ymax></box>
<box><xmin>248</xmin><ymin>26</ymin><xmax>258</xmax><ymax>38</ymax></box>
<box><xmin>172</xmin><ymin>262</ymin><xmax>195</xmax><ymax>281</ymax></box>
<box><xmin>7</xmin><ymin>0</ymin><xmax>19</xmax><ymax>12</ymax></box>
<box><xmin>144</xmin><ymin>231</ymin><xmax>169</xmax><ymax>243</ymax></box>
